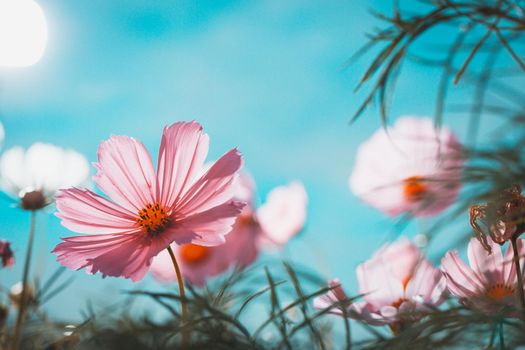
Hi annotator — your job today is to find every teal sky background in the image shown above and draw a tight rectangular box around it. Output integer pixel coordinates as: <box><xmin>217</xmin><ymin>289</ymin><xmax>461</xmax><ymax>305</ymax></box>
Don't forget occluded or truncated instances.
<box><xmin>0</xmin><ymin>0</ymin><xmax>508</xmax><ymax>339</ymax></box>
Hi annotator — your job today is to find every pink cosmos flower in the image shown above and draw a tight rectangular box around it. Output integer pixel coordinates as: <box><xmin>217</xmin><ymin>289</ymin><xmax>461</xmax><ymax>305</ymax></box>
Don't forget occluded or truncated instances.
<box><xmin>151</xmin><ymin>173</ymin><xmax>308</xmax><ymax>286</ymax></box>
<box><xmin>349</xmin><ymin>116</ymin><xmax>463</xmax><ymax>217</ymax></box>
<box><xmin>0</xmin><ymin>240</ymin><xmax>14</xmax><ymax>268</ymax></box>
<box><xmin>314</xmin><ymin>238</ymin><xmax>447</xmax><ymax>332</ymax></box>
<box><xmin>52</xmin><ymin>121</ymin><xmax>244</xmax><ymax>282</ymax></box>
<box><xmin>151</xmin><ymin>172</ymin><xmax>259</xmax><ymax>286</ymax></box>
<box><xmin>441</xmin><ymin>237</ymin><xmax>525</xmax><ymax>313</ymax></box>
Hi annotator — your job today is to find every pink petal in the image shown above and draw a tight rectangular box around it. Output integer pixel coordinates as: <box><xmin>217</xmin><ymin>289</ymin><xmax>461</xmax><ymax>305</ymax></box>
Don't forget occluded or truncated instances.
<box><xmin>156</xmin><ymin>121</ymin><xmax>209</xmax><ymax>208</ymax></box>
<box><xmin>441</xmin><ymin>251</ymin><xmax>484</xmax><ymax>298</ymax></box>
<box><xmin>313</xmin><ymin>279</ymin><xmax>351</xmax><ymax>316</ymax></box>
<box><xmin>52</xmin><ymin>232</ymin><xmax>165</xmax><ymax>282</ymax></box>
<box><xmin>467</xmin><ymin>237</ymin><xmax>504</xmax><ymax>285</ymax></box>
<box><xmin>405</xmin><ymin>259</ymin><xmax>447</xmax><ymax>306</ymax></box>
<box><xmin>175</xmin><ymin>200</ymin><xmax>245</xmax><ymax>246</ymax></box>
<box><xmin>370</xmin><ymin>238</ymin><xmax>422</xmax><ymax>284</ymax></box>
<box><xmin>55</xmin><ymin>188</ymin><xmax>139</xmax><ymax>235</ymax></box>
<box><xmin>233</xmin><ymin>171</ymin><xmax>256</xmax><ymax>210</ymax></box>
<box><xmin>175</xmin><ymin>148</ymin><xmax>243</xmax><ymax>216</ymax></box>
<box><xmin>94</xmin><ymin>136</ymin><xmax>156</xmax><ymax>213</ymax></box>
<box><xmin>349</xmin><ymin>301</ymin><xmax>387</xmax><ymax>325</ymax></box>
<box><xmin>356</xmin><ymin>259</ymin><xmax>404</xmax><ymax>308</ymax></box>
<box><xmin>257</xmin><ymin>181</ymin><xmax>307</xmax><ymax>245</ymax></box>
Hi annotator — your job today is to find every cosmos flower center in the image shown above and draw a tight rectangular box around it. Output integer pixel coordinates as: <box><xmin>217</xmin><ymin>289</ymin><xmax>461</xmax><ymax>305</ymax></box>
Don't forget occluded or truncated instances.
<box><xmin>485</xmin><ymin>283</ymin><xmax>515</xmax><ymax>300</ymax></box>
<box><xmin>391</xmin><ymin>298</ymin><xmax>406</xmax><ymax>309</ymax></box>
<box><xmin>136</xmin><ymin>203</ymin><xmax>170</xmax><ymax>235</ymax></box>
<box><xmin>180</xmin><ymin>244</ymin><xmax>210</xmax><ymax>264</ymax></box>
<box><xmin>402</xmin><ymin>176</ymin><xmax>427</xmax><ymax>201</ymax></box>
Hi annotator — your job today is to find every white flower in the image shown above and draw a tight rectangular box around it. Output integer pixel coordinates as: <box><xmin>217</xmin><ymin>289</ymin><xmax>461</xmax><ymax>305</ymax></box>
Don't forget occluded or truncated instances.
<box><xmin>0</xmin><ymin>143</ymin><xmax>89</xmax><ymax>209</ymax></box>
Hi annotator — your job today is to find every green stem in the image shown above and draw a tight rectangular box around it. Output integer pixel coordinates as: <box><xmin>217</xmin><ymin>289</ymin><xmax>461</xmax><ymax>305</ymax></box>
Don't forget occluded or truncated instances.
<box><xmin>10</xmin><ymin>211</ymin><xmax>36</xmax><ymax>350</ymax></box>
<box><xmin>499</xmin><ymin>321</ymin><xmax>505</xmax><ymax>350</ymax></box>
<box><xmin>166</xmin><ymin>245</ymin><xmax>187</xmax><ymax>343</ymax></box>
<box><xmin>511</xmin><ymin>237</ymin><xmax>525</xmax><ymax>315</ymax></box>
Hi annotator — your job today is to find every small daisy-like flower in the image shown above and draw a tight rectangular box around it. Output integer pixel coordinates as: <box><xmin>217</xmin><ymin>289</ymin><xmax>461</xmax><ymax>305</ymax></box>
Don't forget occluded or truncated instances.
<box><xmin>52</xmin><ymin>121</ymin><xmax>244</xmax><ymax>282</ymax></box>
<box><xmin>349</xmin><ymin>116</ymin><xmax>463</xmax><ymax>217</ymax></box>
<box><xmin>314</xmin><ymin>238</ymin><xmax>447</xmax><ymax>332</ymax></box>
<box><xmin>441</xmin><ymin>237</ymin><xmax>525</xmax><ymax>314</ymax></box>
<box><xmin>151</xmin><ymin>173</ymin><xmax>308</xmax><ymax>286</ymax></box>
<box><xmin>0</xmin><ymin>240</ymin><xmax>14</xmax><ymax>268</ymax></box>
<box><xmin>0</xmin><ymin>143</ymin><xmax>90</xmax><ymax>210</ymax></box>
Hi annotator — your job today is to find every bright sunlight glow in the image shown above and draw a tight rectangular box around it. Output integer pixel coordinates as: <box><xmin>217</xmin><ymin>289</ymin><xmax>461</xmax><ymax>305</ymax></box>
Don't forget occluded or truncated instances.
<box><xmin>0</xmin><ymin>0</ymin><xmax>48</xmax><ymax>67</ymax></box>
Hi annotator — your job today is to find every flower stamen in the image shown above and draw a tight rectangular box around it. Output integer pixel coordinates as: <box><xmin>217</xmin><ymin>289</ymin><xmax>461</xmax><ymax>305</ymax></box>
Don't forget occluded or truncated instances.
<box><xmin>136</xmin><ymin>203</ymin><xmax>170</xmax><ymax>236</ymax></box>
<box><xmin>403</xmin><ymin>176</ymin><xmax>427</xmax><ymax>201</ymax></box>
<box><xmin>485</xmin><ymin>283</ymin><xmax>515</xmax><ymax>300</ymax></box>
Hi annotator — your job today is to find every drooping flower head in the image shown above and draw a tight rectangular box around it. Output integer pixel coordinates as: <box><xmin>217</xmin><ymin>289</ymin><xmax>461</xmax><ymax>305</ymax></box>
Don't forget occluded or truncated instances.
<box><xmin>349</xmin><ymin>117</ymin><xmax>463</xmax><ymax>217</ymax></box>
<box><xmin>52</xmin><ymin>121</ymin><xmax>244</xmax><ymax>282</ymax></box>
<box><xmin>441</xmin><ymin>237</ymin><xmax>525</xmax><ymax>314</ymax></box>
<box><xmin>0</xmin><ymin>143</ymin><xmax>89</xmax><ymax>210</ymax></box>
<box><xmin>0</xmin><ymin>240</ymin><xmax>14</xmax><ymax>268</ymax></box>
<box><xmin>470</xmin><ymin>185</ymin><xmax>525</xmax><ymax>253</ymax></box>
<box><xmin>151</xmin><ymin>173</ymin><xmax>308</xmax><ymax>286</ymax></box>
<box><xmin>314</xmin><ymin>238</ymin><xmax>447</xmax><ymax>332</ymax></box>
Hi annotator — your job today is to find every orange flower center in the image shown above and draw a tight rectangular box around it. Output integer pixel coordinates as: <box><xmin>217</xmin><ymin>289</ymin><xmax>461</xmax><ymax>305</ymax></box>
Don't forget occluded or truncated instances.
<box><xmin>485</xmin><ymin>283</ymin><xmax>515</xmax><ymax>300</ymax></box>
<box><xmin>180</xmin><ymin>244</ymin><xmax>210</xmax><ymax>264</ymax></box>
<box><xmin>403</xmin><ymin>176</ymin><xmax>427</xmax><ymax>201</ymax></box>
<box><xmin>136</xmin><ymin>203</ymin><xmax>170</xmax><ymax>236</ymax></box>
<box><xmin>391</xmin><ymin>298</ymin><xmax>406</xmax><ymax>309</ymax></box>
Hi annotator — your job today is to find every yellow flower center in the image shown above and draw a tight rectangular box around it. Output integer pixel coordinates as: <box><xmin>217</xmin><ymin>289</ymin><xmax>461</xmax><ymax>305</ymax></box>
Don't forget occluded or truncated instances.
<box><xmin>403</xmin><ymin>176</ymin><xmax>427</xmax><ymax>201</ymax></box>
<box><xmin>485</xmin><ymin>283</ymin><xmax>515</xmax><ymax>300</ymax></box>
<box><xmin>136</xmin><ymin>203</ymin><xmax>170</xmax><ymax>236</ymax></box>
<box><xmin>179</xmin><ymin>244</ymin><xmax>210</xmax><ymax>264</ymax></box>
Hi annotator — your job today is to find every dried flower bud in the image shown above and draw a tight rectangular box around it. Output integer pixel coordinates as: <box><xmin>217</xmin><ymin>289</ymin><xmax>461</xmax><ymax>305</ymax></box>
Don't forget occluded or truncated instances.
<box><xmin>9</xmin><ymin>282</ymin><xmax>35</xmax><ymax>309</ymax></box>
<box><xmin>20</xmin><ymin>188</ymin><xmax>47</xmax><ymax>210</ymax></box>
<box><xmin>470</xmin><ymin>185</ymin><xmax>525</xmax><ymax>253</ymax></box>
<box><xmin>0</xmin><ymin>240</ymin><xmax>14</xmax><ymax>268</ymax></box>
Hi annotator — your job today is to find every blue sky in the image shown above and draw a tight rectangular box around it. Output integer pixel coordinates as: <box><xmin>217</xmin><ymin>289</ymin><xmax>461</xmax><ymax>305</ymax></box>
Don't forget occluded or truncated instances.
<box><xmin>0</xmin><ymin>0</ymin><xmax>499</xmax><ymax>335</ymax></box>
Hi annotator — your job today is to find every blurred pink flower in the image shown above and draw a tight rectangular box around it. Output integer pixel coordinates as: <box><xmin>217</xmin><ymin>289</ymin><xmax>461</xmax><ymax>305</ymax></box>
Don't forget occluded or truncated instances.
<box><xmin>257</xmin><ymin>181</ymin><xmax>307</xmax><ymax>246</ymax></box>
<box><xmin>314</xmin><ymin>239</ymin><xmax>447</xmax><ymax>332</ymax></box>
<box><xmin>52</xmin><ymin>121</ymin><xmax>244</xmax><ymax>282</ymax></box>
<box><xmin>441</xmin><ymin>237</ymin><xmax>525</xmax><ymax>313</ymax></box>
<box><xmin>0</xmin><ymin>240</ymin><xmax>14</xmax><ymax>268</ymax></box>
<box><xmin>151</xmin><ymin>173</ymin><xmax>307</xmax><ymax>286</ymax></box>
<box><xmin>349</xmin><ymin>116</ymin><xmax>463</xmax><ymax>217</ymax></box>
